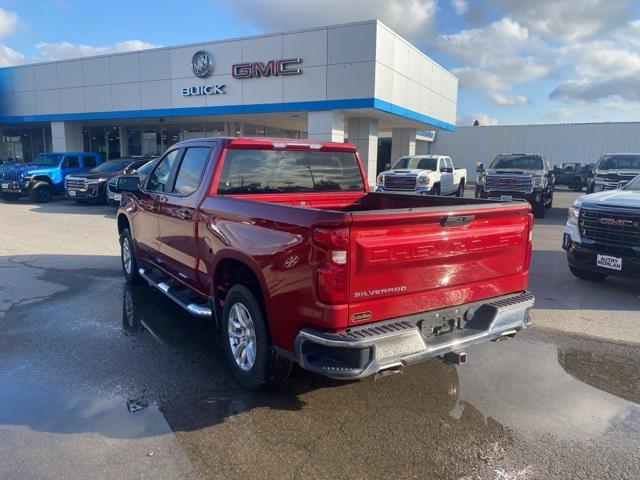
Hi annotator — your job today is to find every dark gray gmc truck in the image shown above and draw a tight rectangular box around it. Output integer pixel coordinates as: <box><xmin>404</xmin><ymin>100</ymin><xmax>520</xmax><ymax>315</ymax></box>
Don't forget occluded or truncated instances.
<box><xmin>475</xmin><ymin>153</ymin><xmax>555</xmax><ymax>218</ymax></box>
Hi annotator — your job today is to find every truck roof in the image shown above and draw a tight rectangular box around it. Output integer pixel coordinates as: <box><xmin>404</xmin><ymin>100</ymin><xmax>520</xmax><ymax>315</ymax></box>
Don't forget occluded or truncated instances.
<box><xmin>173</xmin><ymin>136</ymin><xmax>357</xmax><ymax>152</ymax></box>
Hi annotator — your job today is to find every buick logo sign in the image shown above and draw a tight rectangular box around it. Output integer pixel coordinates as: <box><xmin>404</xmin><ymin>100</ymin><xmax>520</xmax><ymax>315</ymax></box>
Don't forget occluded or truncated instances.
<box><xmin>191</xmin><ymin>50</ymin><xmax>213</xmax><ymax>78</ymax></box>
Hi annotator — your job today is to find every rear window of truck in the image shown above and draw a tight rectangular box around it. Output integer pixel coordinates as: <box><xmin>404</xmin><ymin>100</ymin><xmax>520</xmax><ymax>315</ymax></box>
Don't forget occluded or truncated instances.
<box><xmin>217</xmin><ymin>149</ymin><xmax>365</xmax><ymax>194</ymax></box>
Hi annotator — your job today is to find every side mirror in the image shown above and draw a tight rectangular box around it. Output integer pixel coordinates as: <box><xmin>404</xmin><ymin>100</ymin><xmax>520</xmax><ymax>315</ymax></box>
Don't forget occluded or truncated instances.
<box><xmin>476</xmin><ymin>162</ymin><xmax>484</xmax><ymax>173</ymax></box>
<box><xmin>117</xmin><ymin>175</ymin><xmax>141</xmax><ymax>192</ymax></box>
<box><xmin>384</xmin><ymin>163</ymin><xmax>391</xmax><ymax>170</ymax></box>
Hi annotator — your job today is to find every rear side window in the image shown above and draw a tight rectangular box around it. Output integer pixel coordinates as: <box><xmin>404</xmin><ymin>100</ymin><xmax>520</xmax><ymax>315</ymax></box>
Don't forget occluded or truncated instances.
<box><xmin>146</xmin><ymin>150</ymin><xmax>180</xmax><ymax>192</ymax></box>
<box><xmin>217</xmin><ymin>149</ymin><xmax>365</xmax><ymax>194</ymax></box>
<box><xmin>173</xmin><ymin>147</ymin><xmax>210</xmax><ymax>195</ymax></box>
<box><xmin>84</xmin><ymin>155</ymin><xmax>97</xmax><ymax>168</ymax></box>
<box><xmin>62</xmin><ymin>156</ymin><xmax>79</xmax><ymax>168</ymax></box>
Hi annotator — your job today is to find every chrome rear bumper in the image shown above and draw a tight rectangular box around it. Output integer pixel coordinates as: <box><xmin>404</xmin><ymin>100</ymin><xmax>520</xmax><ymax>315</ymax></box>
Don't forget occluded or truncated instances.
<box><xmin>295</xmin><ymin>291</ymin><xmax>534</xmax><ymax>379</ymax></box>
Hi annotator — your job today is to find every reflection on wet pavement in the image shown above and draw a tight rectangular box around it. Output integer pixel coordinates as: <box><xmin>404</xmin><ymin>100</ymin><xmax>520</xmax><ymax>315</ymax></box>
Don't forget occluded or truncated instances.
<box><xmin>1</xmin><ymin>262</ymin><xmax>640</xmax><ymax>480</ymax></box>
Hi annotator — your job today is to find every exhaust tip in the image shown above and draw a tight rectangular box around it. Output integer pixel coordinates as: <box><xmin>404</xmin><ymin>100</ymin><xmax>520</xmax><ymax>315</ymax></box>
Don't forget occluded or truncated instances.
<box><xmin>375</xmin><ymin>362</ymin><xmax>403</xmax><ymax>379</ymax></box>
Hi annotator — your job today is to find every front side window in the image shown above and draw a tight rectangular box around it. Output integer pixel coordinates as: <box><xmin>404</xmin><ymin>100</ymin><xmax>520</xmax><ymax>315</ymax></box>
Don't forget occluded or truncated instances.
<box><xmin>490</xmin><ymin>155</ymin><xmax>544</xmax><ymax>170</ymax></box>
<box><xmin>218</xmin><ymin>149</ymin><xmax>365</xmax><ymax>194</ymax></box>
<box><xmin>84</xmin><ymin>155</ymin><xmax>97</xmax><ymax>168</ymax></box>
<box><xmin>173</xmin><ymin>147</ymin><xmax>210</xmax><ymax>195</ymax></box>
<box><xmin>146</xmin><ymin>150</ymin><xmax>180</xmax><ymax>192</ymax></box>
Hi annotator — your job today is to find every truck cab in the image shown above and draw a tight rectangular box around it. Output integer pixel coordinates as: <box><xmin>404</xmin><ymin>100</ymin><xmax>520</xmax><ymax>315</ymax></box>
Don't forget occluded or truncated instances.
<box><xmin>0</xmin><ymin>152</ymin><xmax>101</xmax><ymax>203</ymax></box>
<box><xmin>375</xmin><ymin>155</ymin><xmax>467</xmax><ymax>196</ymax></box>
<box><xmin>476</xmin><ymin>153</ymin><xmax>554</xmax><ymax>218</ymax></box>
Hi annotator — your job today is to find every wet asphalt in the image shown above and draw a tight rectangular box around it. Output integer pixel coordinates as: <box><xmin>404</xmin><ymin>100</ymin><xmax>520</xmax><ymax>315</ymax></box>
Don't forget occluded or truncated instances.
<box><xmin>0</xmin><ymin>190</ymin><xmax>639</xmax><ymax>480</ymax></box>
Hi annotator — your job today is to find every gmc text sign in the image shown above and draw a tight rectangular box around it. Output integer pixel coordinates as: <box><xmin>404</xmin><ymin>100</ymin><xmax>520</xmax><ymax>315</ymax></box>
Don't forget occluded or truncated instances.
<box><xmin>232</xmin><ymin>58</ymin><xmax>302</xmax><ymax>79</ymax></box>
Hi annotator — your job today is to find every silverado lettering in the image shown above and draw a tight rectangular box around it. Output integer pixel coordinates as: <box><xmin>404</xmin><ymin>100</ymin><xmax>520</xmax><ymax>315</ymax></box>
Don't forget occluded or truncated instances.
<box><xmin>116</xmin><ymin>136</ymin><xmax>535</xmax><ymax>390</ymax></box>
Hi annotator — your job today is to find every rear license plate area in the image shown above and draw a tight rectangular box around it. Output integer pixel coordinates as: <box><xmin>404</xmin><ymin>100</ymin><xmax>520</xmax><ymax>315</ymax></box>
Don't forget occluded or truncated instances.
<box><xmin>420</xmin><ymin>312</ymin><xmax>463</xmax><ymax>339</ymax></box>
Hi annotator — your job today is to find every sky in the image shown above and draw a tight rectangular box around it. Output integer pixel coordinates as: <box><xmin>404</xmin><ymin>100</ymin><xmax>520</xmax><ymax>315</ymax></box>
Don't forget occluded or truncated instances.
<box><xmin>0</xmin><ymin>0</ymin><xmax>639</xmax><ymax>126</ymax></box>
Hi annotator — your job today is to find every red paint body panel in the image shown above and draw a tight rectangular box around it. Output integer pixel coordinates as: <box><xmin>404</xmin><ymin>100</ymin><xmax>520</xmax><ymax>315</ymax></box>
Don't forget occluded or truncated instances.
<box><xmin>121</xmin><ymin>137</ymin><xmax>533</xmax><ymax>354</ymax></box>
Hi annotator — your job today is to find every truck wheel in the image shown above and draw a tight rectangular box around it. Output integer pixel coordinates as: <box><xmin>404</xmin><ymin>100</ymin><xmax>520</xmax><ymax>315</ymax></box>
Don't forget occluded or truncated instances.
<box><xmin>222</xmin><ymin>284</ymin><xmax>293</xmax><ymax>390</ymax></box>
<box><xmin>571</xmin><ymin>179</ymin><xmax>583</xmax><ymax>191</ymax></box>
<box><xmin>431</xmin><ymin>184</ymin><xmax>441</xmax><ymax>196</ymax></box>
<box><xmin>456</xmin><ymin>179</ymin><xmax>465</xmax><ymax>197</ymax></box>
<box><xmin>1</xmin><ymin>192</ymin><xmax>20</xmax><ymax>202</ymax></box>
<box><xmin>545</xmin><ymin>194</ymin><xmax>553</xmax><ymax>209</ymax></box>
<box><xmin>119</xmin><ymin>228</ymin><xmax>142</xmax><ymax>284</ymax></box>
<box><xmin>28</xmin><ymin>181</ymin><xmax>52</xmax><ymax>203</ymax></box>
<box><xmin>569</xmin><ymin>266</ymin><xmax>607</xmax><ymax>282</ymax></box>
<box><xmin>533</xmin><ymin>204</ymin><xmax>546</xmax><ymax>218</ymax></box>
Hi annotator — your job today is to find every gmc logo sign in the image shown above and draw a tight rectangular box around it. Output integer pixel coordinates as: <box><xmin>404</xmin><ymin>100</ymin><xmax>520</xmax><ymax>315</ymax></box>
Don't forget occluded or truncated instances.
<box><xmin>232</xmin><ymin>58</ymin><xmax>302</xmax><ymax>79</ymax></box>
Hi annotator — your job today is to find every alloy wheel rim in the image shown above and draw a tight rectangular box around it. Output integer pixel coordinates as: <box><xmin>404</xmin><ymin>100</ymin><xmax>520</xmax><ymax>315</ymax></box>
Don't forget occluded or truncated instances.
<box><xmin>122</xmin><ymin>237</ymin><xmax>132</xmax><ymax>274</ymax></box>
<box><xmin>228</xmin><ymin>303</ymin><xmax>257</xmax><ymax>371</ymax></box>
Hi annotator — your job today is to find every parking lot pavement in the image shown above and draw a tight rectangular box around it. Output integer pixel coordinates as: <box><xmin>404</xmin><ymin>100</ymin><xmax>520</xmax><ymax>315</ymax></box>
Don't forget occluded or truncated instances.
<box><xmin>1</xmin><ymin>194</ymin><xmax>639</xmax><ymax>480</ymax></box>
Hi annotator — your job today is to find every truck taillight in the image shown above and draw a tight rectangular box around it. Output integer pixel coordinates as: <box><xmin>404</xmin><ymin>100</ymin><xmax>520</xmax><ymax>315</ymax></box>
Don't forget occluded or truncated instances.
<box><xmin>312</xmin><ymin>227</ymin><xmax>349</xmax><ymax>304</ymax></box>
<box><xmin>525</xmin><ymin>213</ymin><xmax>534</xmax><ymax>270</ymax></box>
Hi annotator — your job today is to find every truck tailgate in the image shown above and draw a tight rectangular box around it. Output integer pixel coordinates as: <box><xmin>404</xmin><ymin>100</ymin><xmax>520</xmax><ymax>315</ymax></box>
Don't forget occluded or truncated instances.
<box><xmin>347</xmin><ymin>203</ymin><xmax>532</xmax><ymax>325</ymax></box>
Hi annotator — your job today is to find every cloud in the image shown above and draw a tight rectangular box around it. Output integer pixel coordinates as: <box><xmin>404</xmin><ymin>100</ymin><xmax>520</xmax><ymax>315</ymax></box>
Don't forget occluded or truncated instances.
<box><xmin>436</xmin><ymin>18</ymin><xmax>549</xmax><ymax>105</ymax></box>
<box><xmin>457</xmin><ymin>113</ymin><xmax>499</xmax><ymax>126</ymax></box>
<box><xmin>550</xmin><ymin>38</ymin><xmax>640</xmax><ymax>106</ymax></box>
<box><xmin>219</xmin><ymin>0</ymin><xmax>437</xmax><ymax>41</ymax></box>
<box><xmin>489</xmin><ymin>92</ymin><xmax>529</xmax><ymax>106</ymax></box>
<box><xmin>0</xmin><ymin>8</ymin><xmax>18</xmax><ymax>37</ymax></box>
<box><xmin>491</xmin><ymin>0</ymin><xmax>633</xmax><ymax>42</ymax></box>
<box><xmin>35</xmin><ymin>40</ymin><xmax>160</xmax><ymax>61</ymax></box>
<box><xmin>0</xmin><ymin>43</ymin><xmax>24</xmax><ymax>66</ymax></box>
<box><xmin>451</xmin><ymin>0</ymin><xmax>468</xmax><ymax>15</ymax></box>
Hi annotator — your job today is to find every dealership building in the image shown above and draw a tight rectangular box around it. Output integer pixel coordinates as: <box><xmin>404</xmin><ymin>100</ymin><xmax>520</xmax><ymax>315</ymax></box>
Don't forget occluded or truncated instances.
<box><xmin>0</xmin><ymin>20</ymin><xmax>457</xmax><ymax>185</ymax></box>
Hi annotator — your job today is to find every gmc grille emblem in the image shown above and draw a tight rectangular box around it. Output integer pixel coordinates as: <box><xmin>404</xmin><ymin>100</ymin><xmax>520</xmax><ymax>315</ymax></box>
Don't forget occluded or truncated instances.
<box><xmin>598</xmin><ymin>218</ymin><xmax>632</xmax><ymax>227</ymax></box>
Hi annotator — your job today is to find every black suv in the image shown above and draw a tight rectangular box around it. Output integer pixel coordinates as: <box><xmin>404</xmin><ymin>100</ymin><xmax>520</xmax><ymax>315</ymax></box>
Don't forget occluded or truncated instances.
<box><xmin>475</xmin><ymin>153</ymin><xmax>554</xmax><ymax>218</ymax></box>
<box><xmin>65</xmin><ymin>158</ymin><xmax>148</xmax><ymax>204</ymax></box>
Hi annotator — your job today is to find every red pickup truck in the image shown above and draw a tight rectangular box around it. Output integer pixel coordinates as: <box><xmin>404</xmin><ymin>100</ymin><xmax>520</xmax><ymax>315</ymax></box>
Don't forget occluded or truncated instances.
<box><xmin>116</xmin><ymin>137</ymin><xmax>535</xmax><ymax>389</ymax></box>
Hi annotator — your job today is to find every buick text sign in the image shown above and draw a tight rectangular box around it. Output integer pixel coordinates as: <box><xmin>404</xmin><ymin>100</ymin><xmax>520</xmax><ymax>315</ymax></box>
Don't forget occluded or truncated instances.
<box><xmin>181</xmin><ymin>85</ymin><xmax>226</xmax><ymax>96</ymax></box>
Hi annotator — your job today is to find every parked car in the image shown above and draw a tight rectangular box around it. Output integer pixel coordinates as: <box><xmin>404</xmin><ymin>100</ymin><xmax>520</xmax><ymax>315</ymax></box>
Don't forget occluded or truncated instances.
<box><xmin>106</xmin><ymin>158</ymin><xmax>156</xmax><ymax>206</ymax></box>
<box><xmin>476</xmin><ymin>153</ymin><xmax>554</xmax><ymax>218</ymax></box>
<box><xmin>65</xmin><ymin>158</ymin><xmax>149</xmax><ymax>204</ymax></box>
<box><xmin>0</xmin><ymin>152</ymin><xmax>101</xmax><ymax>203</ymax></box>
<box><xmin>553</xmin><ymin>163</ymin><xmax>594</xmax><ymax>191</ymax></box>
<box><xmin>116</xmin><ymin>137</ymin><xmax>534</xmax><ymax>389</ymax></box>
<box><xmin>375</xmin><ymin>155</ymin><xmax>467</xmax><ymax>196</ymax></box>
<box><xmin>588</xmin><ymin>153</ymin><xmax>640</xmax><ymax>193</ymax></box>
<box><xmin>563</xmin><ymin>174</ymin><xmax>640</xmax><ymax>281</ymax></box>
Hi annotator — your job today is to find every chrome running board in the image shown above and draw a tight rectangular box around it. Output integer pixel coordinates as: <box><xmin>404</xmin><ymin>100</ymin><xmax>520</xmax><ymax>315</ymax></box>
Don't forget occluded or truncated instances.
<box><xmin>138</xmin><ymin>268</ymin><xmax>212</xmax><ymax>318</ymax></box>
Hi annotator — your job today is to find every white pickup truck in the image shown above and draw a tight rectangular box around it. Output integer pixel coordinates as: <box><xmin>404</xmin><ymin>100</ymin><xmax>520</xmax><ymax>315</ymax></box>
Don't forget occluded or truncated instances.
<box><xmin>375</xmin><ymin>155</ymin><xmax>467</xmax><ymax>196</ymax></box>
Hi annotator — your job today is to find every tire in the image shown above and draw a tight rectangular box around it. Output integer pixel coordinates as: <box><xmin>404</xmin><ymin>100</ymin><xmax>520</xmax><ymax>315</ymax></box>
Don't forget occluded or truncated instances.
<box><xmin>533</xmin><ymin>204</ymin><xmax>546</xmax><ymax>218</ymax></box>
<box><xmin>571</xmin><ymin>179</ymin><xmax>583</xmax><ymax>191</ymax></box>
<box><xmin>456</xmin><ymin>179</ymin><xmax>465</xmax><ymax>197</ymax></box>
<box><xmin>119</xmin><ymin>228</ymin><xmax>142</xmax><ymax>284</ymax></box>
<box><xmin>1</xmin><ymin>192</ymin><xmax>20</xmax><ymax>202</ymax></box>
<box><xmin>222</xmin><ymin>284</ymin><xmax>293</xmax><ymax>390</ymax></box>
<box><xmin>28</xmin><ymin>181</ymin><xmax>52</xmax><ymax>203</ymax></box>
<box><xmin>545</xmin><ymin>194</ymin><xmax>553</xmax><ymax>209</ymax></box>
<box><xmin>431</xmin><ymin>184</ymin><xmax>441</xmax><ymax>196</ymax></box>
<box><xmin>569</xmin><ymin>266</ymin><xmax>607</xmax><ymax>282</ymax></box>
<box><xmin>587</xmin><ymin>184</ymin><xmax>595</xmax><ymax>194</ymax></box>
